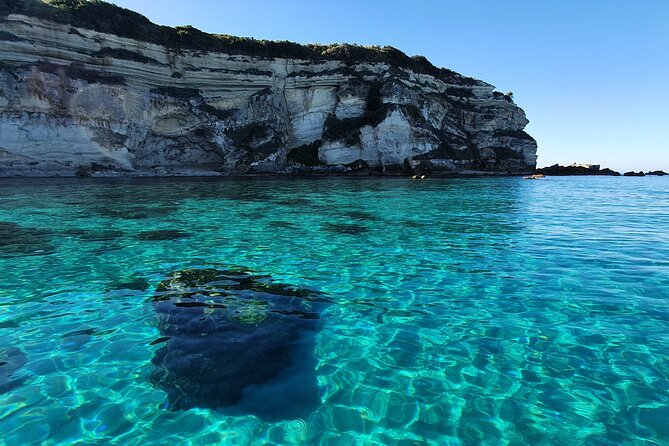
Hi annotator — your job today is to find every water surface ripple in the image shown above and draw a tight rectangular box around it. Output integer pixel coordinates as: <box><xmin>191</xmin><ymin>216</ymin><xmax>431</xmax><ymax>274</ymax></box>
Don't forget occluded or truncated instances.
<box><xmin>0</xmin><ymin>176</ymin><xmax>668</xmax><ymax>445</ymax></box>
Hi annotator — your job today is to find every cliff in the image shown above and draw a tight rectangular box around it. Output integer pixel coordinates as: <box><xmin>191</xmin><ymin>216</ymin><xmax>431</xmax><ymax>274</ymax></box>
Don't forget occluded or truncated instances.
<box><xmin>0</xmin><ymin>0</ymin><xmax>537</xmax><ymax>176</ymax></box>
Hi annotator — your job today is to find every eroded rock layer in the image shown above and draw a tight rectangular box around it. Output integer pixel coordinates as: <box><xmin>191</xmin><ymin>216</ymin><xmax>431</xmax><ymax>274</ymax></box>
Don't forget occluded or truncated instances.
<box><xmin>0</xmin><ymin>1</ymin><xmax>537</xmax><ymax>176</ymax></box>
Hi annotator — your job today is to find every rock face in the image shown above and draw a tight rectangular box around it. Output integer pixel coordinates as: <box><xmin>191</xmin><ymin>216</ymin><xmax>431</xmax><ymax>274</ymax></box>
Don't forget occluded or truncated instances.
<box><xmin>0</xmin><ymin>1</ymin><xmax>537</xmax><ymax>176</ymax></box>
<box><xmin>535</xmin><ymin>164</ymin><xmax>621</xmax><ymax>176</ymax></box>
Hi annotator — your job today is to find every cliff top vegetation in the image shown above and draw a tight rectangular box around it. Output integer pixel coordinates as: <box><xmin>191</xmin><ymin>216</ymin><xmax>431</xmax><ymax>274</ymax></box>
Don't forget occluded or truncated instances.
<box><xmin>0</xmin><ymin>0</ymin><xmax>481</xmax><ymax>85</ymax></box>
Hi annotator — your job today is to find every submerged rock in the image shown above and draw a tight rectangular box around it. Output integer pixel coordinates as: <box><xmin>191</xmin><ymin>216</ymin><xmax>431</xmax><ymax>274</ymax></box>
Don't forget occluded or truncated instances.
<box><xmin>92</xmin><ymin>204</ymin><xmax>177</xmax><ymax>220</ymax></box>
<box><xmin>0</xmin><ymin>221</ymin><xmax>54</xmax><ymax>257</ymax></box>
<box><xmin>323</xmin><ymin>222</ymin><xmax>369</xmax><ymax>234</ymax></box>
<box><xmin>0</xmin><ymin>347</ymin><xmax>27</xmax><ymax>395</ymax></box>
<box><xmin>148</xmin><ymin>268</ymin><xmax>328</xmax><ymax>420</ymax></box>
<box><xmin>134</xmin><ymin>229</ymin><xmax>190</xmax><ymax>241</ymax></box>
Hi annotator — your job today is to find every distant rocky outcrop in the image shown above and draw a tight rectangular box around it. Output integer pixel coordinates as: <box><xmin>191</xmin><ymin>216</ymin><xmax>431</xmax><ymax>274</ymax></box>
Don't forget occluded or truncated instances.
<box><xmin>646</xmin><ymin>170</ymin><xmax>667</xmax><ymax>176</ymax></box>
<box><xmin>624</xmin><ymin>171</ymin><xmax>646</xmax><ymax>177</ymax></box>
<box><xmin>0</xmin><ymin>0</ymin><xmax>537</xmax><ymax>176</ymax></box>
<box><xmin>535</xmin><ymin>163</ymin><xmax>620</xmax><ymax>176</ymax></box>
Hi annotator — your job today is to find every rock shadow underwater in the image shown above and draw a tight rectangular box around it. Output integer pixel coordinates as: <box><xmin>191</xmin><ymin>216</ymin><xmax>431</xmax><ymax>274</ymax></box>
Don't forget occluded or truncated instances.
<box><xmin>0</xmin><ymin>222</ymin><xmax>54</xmax><ymax>257</ymax></box>
<box><xmin>148</xmin><ymin>267</ymin><xmax>330</xmax><ymax>421</ymax></box>
<box><xmin>0</xmin><ymin>347</ymin><xmax>27</xmax><ymax>396</ymax></box>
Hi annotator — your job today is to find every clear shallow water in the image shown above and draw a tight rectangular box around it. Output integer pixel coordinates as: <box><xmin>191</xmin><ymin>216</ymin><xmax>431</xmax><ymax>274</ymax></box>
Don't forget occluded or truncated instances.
<box><xmin>0</xmin><ymin>176</ymin><xmax>668</xmax><ymax>445</ymax></box>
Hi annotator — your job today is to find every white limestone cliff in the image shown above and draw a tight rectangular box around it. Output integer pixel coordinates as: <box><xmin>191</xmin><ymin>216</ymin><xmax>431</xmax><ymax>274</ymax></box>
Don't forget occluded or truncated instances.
<box><xmin>0</xmin><ymin>8</ymin><xmax>537</xmax><ymax>176</ymax></box>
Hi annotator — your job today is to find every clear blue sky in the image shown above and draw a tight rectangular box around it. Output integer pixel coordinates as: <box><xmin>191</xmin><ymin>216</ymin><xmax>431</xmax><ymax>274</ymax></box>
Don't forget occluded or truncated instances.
<box><xmin>109</xmin><ymin>0</ymin><xmax>669</xmax><ymax>172</ymax></box>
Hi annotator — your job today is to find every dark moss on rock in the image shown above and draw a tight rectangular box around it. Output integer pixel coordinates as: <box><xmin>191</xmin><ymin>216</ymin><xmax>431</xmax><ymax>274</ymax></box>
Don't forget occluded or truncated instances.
<box><xmin>148</xmin><ymin>267</ymin><xmax>328</xmax><ymax>420</ymax></box>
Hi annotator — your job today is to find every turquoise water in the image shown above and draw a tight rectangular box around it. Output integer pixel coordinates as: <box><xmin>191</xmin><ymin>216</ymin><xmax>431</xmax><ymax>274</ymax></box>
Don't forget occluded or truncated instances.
<box><xmin>1</xmin><ymin>176</ymin><xmax>668</xmax><ymax>445</ymax></box>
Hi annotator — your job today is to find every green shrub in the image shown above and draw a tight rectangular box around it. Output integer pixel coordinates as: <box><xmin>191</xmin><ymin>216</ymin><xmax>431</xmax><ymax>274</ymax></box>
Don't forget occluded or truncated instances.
<box><xmin>492</xmin><ymin>91</ymin><xmax>513</xmax><ymax>102</ymax></box>
<box><xmin>0</xmin><ymin>0</ymin><xmax>480</xmax><ymax>85</ymax></box>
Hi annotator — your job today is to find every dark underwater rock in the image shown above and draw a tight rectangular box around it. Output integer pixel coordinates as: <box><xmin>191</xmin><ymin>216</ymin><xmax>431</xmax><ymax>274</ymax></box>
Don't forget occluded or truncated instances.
<box><xmin>0</xmin><ymin>347</ymin><xmax>27</xmax><ymax>395</ymax></box>
<box><xmin>148</xmin><ymin>267</ymin><xmax>328</xmax><ymax>420</ymax></box>
<box><xmin>92</xmin><ymin>204</ymin><xmax>178</xmax><ymax>220</ymax></box>
<box><xmin>0</xmin><ymin>221</ymin><xmax>54</xmax><ymax>257</ymax></box>
<box><xmin>65</xmin><ymin>228</ymin><xmax>125</xmax><ymax>241</ymax></box>
<box><xmin>323</xmin><ymin>222</ymin><xmax>369</xmax><ymax>234</ymax></box>
<box><xmin>108</xmin><ymin>276</ymin><xmax>150</xmax><ymax>292</ymax></box>
<box><xmin>342</xmin><ymin>210</ymin><xmax>382</xmax><ymax>221</ymax></box>
<box><xmin>268</xmin><ymin>220</ymin><xmax>298</xmax><ymax>229</ymax></box>
<box><xmin>134</xmin><ymin>229</ymin><xmax>190</xmax><ymax>241</ymax></box>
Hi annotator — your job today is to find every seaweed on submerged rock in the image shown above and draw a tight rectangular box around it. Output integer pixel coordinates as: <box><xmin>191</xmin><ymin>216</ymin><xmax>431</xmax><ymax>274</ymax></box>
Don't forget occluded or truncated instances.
<box><xmin>0</xmin><ymin>222</ymin><xmax>54</xmax><ymax>257</ymax></box>
<box><xmin>134</xmin><ymin>229</ymin><xmax>190</xmax><ymax>241</ymax></box>
<box><xmin>148</xmin><ymin>267</ymin><xmax>328</xmax><ymax>421</ymax></box>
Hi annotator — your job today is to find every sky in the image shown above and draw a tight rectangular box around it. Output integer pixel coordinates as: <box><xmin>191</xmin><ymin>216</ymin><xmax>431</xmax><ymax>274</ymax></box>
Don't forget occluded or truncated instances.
<box><xmin>108</xmin><ymin>0</ymin><xmax>669</xmax><ymax>172</ymax></box>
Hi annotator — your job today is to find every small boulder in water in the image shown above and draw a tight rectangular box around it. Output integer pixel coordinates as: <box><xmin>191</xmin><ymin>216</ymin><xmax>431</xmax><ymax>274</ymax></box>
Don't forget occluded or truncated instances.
<box><xmin>148</xmin><ymin>267</ymin><xmax>328</xmax><ymax>420</ymax></box>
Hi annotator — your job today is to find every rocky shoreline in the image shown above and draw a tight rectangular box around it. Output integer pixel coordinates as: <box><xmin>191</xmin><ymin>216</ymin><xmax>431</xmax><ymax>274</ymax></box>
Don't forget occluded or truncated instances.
<box><xmin>534</xmin><ymin>164</ymin><xmax>666</xmax><ymax>177</ymax></box>
<box><xmin>1</xmin><ymin>162</ymin><xmax>666</xmax><ymax>179</ymax></box>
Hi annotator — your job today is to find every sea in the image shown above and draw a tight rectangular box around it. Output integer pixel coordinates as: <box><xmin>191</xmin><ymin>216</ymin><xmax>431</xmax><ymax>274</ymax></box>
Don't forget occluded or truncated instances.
<box><xmin>1</xmin><ymin>175</ymin><xmax>668</xmax><ymax>445</ymax></box>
